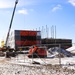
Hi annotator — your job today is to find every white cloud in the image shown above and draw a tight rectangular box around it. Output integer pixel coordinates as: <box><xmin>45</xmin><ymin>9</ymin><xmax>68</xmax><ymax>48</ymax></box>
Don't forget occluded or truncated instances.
<box><xmin>17</xmin><ymin>9</ymin><xmax>28</xmax><ymax>15</ymax></box>
<box><xmin>0</xmin><ymin>0</ymin><xmax>15</xmax><ymax>8</ymax></box>
<box><xmin>0</xmin><ymin>0</ymin><xmax>40</xmax><ymax>9</ymax></box>
<box><xmin>52</xmin><ymin>4</ymin><xmax>62</xmax><ymax>12</ymax></box>
<box><xmin>68</xmin><ymin>0</ymin><xmax>75</xmax><ymax>6</ymax></box>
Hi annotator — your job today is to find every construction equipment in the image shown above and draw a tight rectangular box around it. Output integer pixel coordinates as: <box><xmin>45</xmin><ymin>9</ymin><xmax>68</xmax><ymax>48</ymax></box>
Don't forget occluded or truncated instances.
<box><xmin>5</xmin><ymin>0</ymin><xmax>18</xmax><ymax>47</ymax></box>
<box><xmin>5</xmin><ymin>0</ymin><xmax>18</xmax><ymax>57</ymax></box>
<box><xmin>1</xmin><ymin>0</ymin><xmax>18</xmax><ymax>52</ymax></box>
<box><xmin>1</xmin><ymin>40</ymin><xmax>4</xmax><ymax>48</ymax></box>
<box><xmin>28</xmin><ymin>45</ymin><xmax>47</xmax><ymax>58</ymax></box>
<box><xmin>0</xmin><ymin>0</ymin><xmax>18</xmax><ymax>57</ymax></box>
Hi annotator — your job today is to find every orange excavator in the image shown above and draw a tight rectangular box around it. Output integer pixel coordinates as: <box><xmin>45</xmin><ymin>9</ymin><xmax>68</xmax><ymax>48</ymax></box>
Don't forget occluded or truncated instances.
<box><xmin>28</xmin><ymin>45</ymin><xmax>47</xmax><ymax>58</ymax></box>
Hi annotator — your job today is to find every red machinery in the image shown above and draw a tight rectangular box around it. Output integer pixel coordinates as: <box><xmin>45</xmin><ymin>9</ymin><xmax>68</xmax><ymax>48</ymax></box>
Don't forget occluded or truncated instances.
<box><xmin>28</xmin><ymin>46</ymin><xmax>47</xmax><ymax>58</ymax></box>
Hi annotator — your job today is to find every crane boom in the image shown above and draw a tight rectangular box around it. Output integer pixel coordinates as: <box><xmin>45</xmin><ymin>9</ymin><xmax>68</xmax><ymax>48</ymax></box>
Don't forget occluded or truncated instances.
<box><xmin>5</xmin><ymin>0</ymin><xmax>18</xmax><ymax>46</ymax></box>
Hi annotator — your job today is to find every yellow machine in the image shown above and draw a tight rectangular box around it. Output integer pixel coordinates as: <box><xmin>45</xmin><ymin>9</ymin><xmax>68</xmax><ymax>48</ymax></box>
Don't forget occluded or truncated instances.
<box><xmin>1</xmin><ymin>40</ymin><xmax>5</xmax><ymax>48</ymax></box>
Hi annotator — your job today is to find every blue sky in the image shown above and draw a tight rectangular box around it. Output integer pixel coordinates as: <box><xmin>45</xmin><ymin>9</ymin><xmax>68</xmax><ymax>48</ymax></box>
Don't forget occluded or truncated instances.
<box><xmin>0</xmin><ymin>0</ymin><xmax>75</xmax><ymax>46</ymax></box>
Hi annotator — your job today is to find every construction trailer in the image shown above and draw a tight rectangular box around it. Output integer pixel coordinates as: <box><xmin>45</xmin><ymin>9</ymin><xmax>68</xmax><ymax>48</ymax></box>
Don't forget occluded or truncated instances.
<box><xmin>7</xmin><ymin>30</ymin><xmax>41</xmax><ymax>50</ymax></box>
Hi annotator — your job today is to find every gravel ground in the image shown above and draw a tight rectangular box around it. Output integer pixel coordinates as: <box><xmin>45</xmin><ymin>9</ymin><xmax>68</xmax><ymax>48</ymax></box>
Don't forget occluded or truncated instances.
<box><xmin>0</xmin><ymin>55</ymin><xmax>75</xmax><ymax>75</ymax></box>
<box><xmin>0</xmin><ymin>61</ymin><xmax>75</xmax><ymax>75</ymax></box>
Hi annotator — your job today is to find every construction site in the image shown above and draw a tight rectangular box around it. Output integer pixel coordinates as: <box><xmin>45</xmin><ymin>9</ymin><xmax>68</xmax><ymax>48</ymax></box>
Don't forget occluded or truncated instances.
<box><xmin>0</xmin><ymin>0</ymin><xmax>75</xmax><ymax>75</ymax></box>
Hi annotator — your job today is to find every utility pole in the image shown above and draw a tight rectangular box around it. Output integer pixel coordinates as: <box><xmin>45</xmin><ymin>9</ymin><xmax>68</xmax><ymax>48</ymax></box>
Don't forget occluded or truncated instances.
<box><xmin>5</xmin><ymin>0</ymin><xmax>19</xmax><ymax>46</ymax></box>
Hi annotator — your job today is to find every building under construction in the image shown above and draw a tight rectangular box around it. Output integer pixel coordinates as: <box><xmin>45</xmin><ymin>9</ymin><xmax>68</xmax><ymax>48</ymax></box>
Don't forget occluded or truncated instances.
<box><xmin>7</xmin><ymin>30</ymin><xmax>72</xmax><ymax>50</ymax></box>
<box><xmin>41</xmin><ymin>38</ymin><xmax>72</xmax><ymax>49</ymax></box>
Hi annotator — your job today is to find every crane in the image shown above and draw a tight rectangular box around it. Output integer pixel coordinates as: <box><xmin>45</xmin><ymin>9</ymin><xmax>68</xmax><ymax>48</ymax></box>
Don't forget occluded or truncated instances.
<box><xmin>5</xmin><ymin>0</ymin><xmax>18</xmax><ymax>47</ymax></box>
<box><xmin>4</xmin><ymin>0</ymin><xmax>19</xmax><ymax>57</ymax></box>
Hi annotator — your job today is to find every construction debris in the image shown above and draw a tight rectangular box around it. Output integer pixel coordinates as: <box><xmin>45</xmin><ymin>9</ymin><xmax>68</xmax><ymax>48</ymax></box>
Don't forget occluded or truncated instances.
<box><xmin>48</xmin><ymin>47</ymin><xmax>73</xmax><ymax>58</ymax></box>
